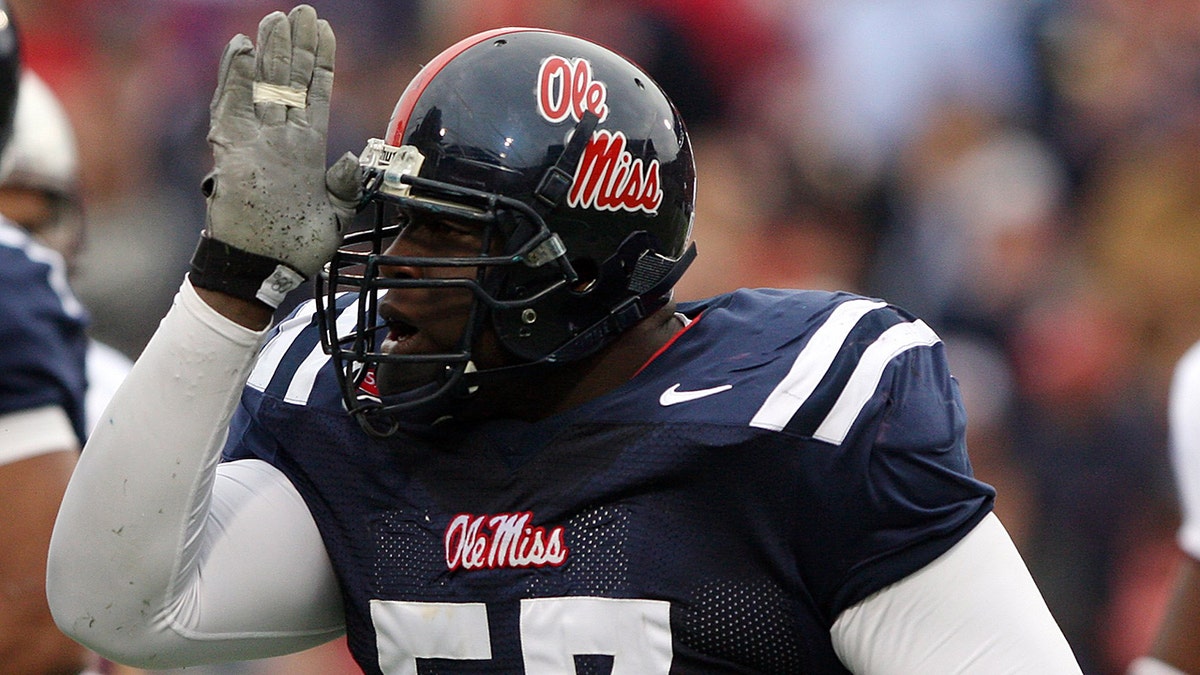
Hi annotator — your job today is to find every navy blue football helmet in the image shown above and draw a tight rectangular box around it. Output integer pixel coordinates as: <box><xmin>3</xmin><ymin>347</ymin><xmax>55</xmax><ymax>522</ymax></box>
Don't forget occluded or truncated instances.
<box><xmin>317</xmin><ymin>28</ymin><xmax>696</xmax><ymax>434</ymax></box>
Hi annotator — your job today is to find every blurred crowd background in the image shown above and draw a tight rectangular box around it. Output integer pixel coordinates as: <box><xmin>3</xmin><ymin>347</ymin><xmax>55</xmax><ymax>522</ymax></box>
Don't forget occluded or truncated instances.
<box><xmin>13</xmin><ymin>0</ymin><xmax>1200</xmax><ymax>673</ymax></box>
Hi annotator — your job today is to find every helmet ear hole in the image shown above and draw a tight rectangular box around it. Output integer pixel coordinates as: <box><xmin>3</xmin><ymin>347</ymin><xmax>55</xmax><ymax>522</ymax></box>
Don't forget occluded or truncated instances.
<box><xmin>569</xmin><ymin>256</ymin><xmax>599</xmax><ymax>293</ymax></box>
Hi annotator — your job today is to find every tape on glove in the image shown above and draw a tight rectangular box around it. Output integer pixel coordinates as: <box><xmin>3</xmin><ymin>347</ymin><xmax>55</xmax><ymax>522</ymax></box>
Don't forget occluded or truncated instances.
<box><xmin>251</xmin><ymin>81</ymin><xmax>308</xmax><ymax>108</ymax></box>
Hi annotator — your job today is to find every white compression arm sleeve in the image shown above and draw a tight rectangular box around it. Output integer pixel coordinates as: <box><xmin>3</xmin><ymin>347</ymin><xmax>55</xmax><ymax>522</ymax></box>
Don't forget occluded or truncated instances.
<box><xmin>47</xmin><ymin>280</ymin><xmax>344</xmax><ymax>669</ymax></box>
<box><xmin>831</xmin><ymin>512</ymin><xmax>1082</xmax><ymax>674</ymax></box>
<box><xmin>1170</xmin><ymin>342</ymin><xmax>1200</xmax><ymax>559</ymax></box>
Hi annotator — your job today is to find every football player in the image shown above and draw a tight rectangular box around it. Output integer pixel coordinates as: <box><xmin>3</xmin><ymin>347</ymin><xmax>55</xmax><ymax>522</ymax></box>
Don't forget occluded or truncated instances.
<box><xmin>48</xmin><ymin>5</ymin><xmax>1082</xmax><ymax>672</ymax></box>
<box><xmin>1129</xmin><ymin>341</ymin><xmax>1200</xmax><ymax>675</ymax></box>
<box><xmin>0</xmin><ymin>68</ymin><xmax>135</xmax><ymax>437</ymax></box>
<box><xmin>0</xmin><ymin>1</ymin><xmax>96</xmax><ymax>672</ymax></box>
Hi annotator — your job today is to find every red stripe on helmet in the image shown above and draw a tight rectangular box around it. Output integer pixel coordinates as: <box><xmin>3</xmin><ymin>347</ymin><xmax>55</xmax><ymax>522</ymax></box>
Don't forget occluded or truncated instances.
<box><xmin>385</xmin><ymin>27</ymin><xmax>555</xmax><ymax>145</ymax></box>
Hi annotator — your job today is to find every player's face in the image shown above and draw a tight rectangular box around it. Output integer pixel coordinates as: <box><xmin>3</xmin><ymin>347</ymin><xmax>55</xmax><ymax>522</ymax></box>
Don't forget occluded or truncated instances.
<box><xmin>372</xmin><ymin>212</ymin><xmax>506</xmax><ymax>395</ymax></box>
<box><xmin>0</xmin><ymin>186</ymin><xmax>84</xmax><ymax>267</ymax></box>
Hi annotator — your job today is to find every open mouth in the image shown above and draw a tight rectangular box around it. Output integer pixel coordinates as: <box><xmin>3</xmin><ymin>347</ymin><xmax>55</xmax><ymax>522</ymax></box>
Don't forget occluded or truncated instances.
<box><xmin>380</xmin><ymin>315</ymin><xmax>419</xmax><ymax>354</ymax></box>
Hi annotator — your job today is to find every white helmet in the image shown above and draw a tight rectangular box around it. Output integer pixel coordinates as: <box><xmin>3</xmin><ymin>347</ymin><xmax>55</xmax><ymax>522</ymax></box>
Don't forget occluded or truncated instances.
<box><xmin>1</xmin><ymin>69</ymin><xmax>78</xmax><ymax>192</ymax></box>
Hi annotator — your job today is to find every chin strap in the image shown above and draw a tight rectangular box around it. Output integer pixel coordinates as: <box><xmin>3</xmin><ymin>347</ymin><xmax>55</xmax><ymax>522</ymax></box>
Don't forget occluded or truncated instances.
<box><xmin>520</xmin><ymin>110</ymin><xmax>600</xmax><ymax>285</ymax></box>
<box><xmin>533</xmin><ymin>110</ymin><xmax>600</xmax><ymax>215</ymax></box>
<box><xmin>540</xmin><ymin>240</ymin><xmax>697</xmax><ymax>364</ymax></box>
<box><xmin>452</xmin><ymin>239</ymin><xmax>697</xmax><ymax>403</ymax></box>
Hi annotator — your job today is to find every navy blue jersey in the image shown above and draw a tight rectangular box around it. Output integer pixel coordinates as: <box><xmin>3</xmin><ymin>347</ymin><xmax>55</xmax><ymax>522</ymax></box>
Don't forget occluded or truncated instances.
<box><xmin>225</xmin><ymin>288</ymin><xmax>994</xmax><ymax>674</ymax></box>
<box><xmin>0</xmin><ymin>219</ymin><xmax>89</xmax><ymax>444</ymax></box>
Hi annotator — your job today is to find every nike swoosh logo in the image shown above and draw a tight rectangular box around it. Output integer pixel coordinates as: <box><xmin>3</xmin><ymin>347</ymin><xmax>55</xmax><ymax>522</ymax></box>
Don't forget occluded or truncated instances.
<box><xmin>659</xmin><ymin>383</ymin><xmax>734</xmax><ymax>406</ymax></box>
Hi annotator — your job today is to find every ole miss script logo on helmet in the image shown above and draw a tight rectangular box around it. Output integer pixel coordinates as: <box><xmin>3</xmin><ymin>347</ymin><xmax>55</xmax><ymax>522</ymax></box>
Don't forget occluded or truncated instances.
<box><xmin>536</xmin><ymin>55</ymin><xmax>663</xmax><ymax>215</ymax></box>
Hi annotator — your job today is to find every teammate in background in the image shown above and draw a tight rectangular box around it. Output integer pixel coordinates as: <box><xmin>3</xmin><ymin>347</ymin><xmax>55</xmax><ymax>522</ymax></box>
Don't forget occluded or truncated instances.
<box><xmin>3</xmin><ymin>53</ymin><xmax>357</xmax><ymax>675</ymax></box>
<box><xmin>0</xmin><ymin>1</ymin><xmax>95</xmax><ymax>672</ymax></box>
<box><xmin>0</xmin><ymin>68</ymin><xmax>134</xmax><ymax>435</ymax></box>
<box><xmin>1129</xmin><ymin>342</ymin><xmax>1200</xmax><ymax>675</ymax></box>
<box><xmin>48</xmin><ymin>6</ymin><xmax>1082</xmax><ymax>672</ymax></box>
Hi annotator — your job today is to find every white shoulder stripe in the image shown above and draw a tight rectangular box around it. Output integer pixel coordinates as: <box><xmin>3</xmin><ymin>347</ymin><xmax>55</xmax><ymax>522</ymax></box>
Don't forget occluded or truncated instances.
<box><xmin>246</xmin><ymin>301</ymin><xmax>320</xmax><ymax>392</ymax></box>
<box><xmin>283</xmin><ymin>302</ymin><xmax>358</xmax><ymax>404</ymax></box>
<box><xmin>812</xmin><ymin>319</ymin><xmax>940</xmax><ymax>444</ymax></box>
<box><xmin>284</xmin><ymin>342</ymin><xmax>331</xmax><ymax>404</ymax></box>
<box><xmin>749</xmin><ymin>298</ymin><xmax>887</xmax><ymax>432</ymax></box>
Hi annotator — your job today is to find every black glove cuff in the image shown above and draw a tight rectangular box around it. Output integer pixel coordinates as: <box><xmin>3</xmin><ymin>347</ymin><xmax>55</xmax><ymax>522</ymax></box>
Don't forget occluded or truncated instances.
<box><xmin>188</xmin><ymin>236</ymin><xmax>306</xmax><ymax>309</ymax></box>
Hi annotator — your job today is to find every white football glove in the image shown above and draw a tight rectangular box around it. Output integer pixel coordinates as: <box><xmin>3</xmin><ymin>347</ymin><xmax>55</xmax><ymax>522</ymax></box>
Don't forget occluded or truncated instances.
<box><xmin>190</xmin><ymin>4</ymin><xmax>361</xmax><ymax>308</ymax></box>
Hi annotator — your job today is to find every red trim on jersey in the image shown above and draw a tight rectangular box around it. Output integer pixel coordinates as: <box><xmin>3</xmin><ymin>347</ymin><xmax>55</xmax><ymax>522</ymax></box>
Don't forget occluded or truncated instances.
<box><xmin>633</xmin><ymin>311</ymin><xmax>704</xmax><ymax>378</ymax></box>
<box><xmin>385</xmin><ymin>27</ymin><xmax>558</xmax><ymax>145</ymax></box>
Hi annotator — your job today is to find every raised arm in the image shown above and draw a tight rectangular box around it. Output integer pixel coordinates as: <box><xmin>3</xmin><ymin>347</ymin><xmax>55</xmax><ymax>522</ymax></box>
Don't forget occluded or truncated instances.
<box><xmin>48</xmin><ymin>280</ymin><xmax>345</xmax><ymax>667</ymax></box>
<box><xmin>47</xmin><ymin>5</ymin><xmax>360</xmax><ymax>668</ymax></box>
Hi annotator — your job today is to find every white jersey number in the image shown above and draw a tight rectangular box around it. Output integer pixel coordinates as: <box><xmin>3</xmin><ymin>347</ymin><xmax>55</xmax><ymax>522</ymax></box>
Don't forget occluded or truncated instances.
<box><xmin>371</xmin><ymin>596</ymin><xmax>673</xmax><ymax>674</ymax></box>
